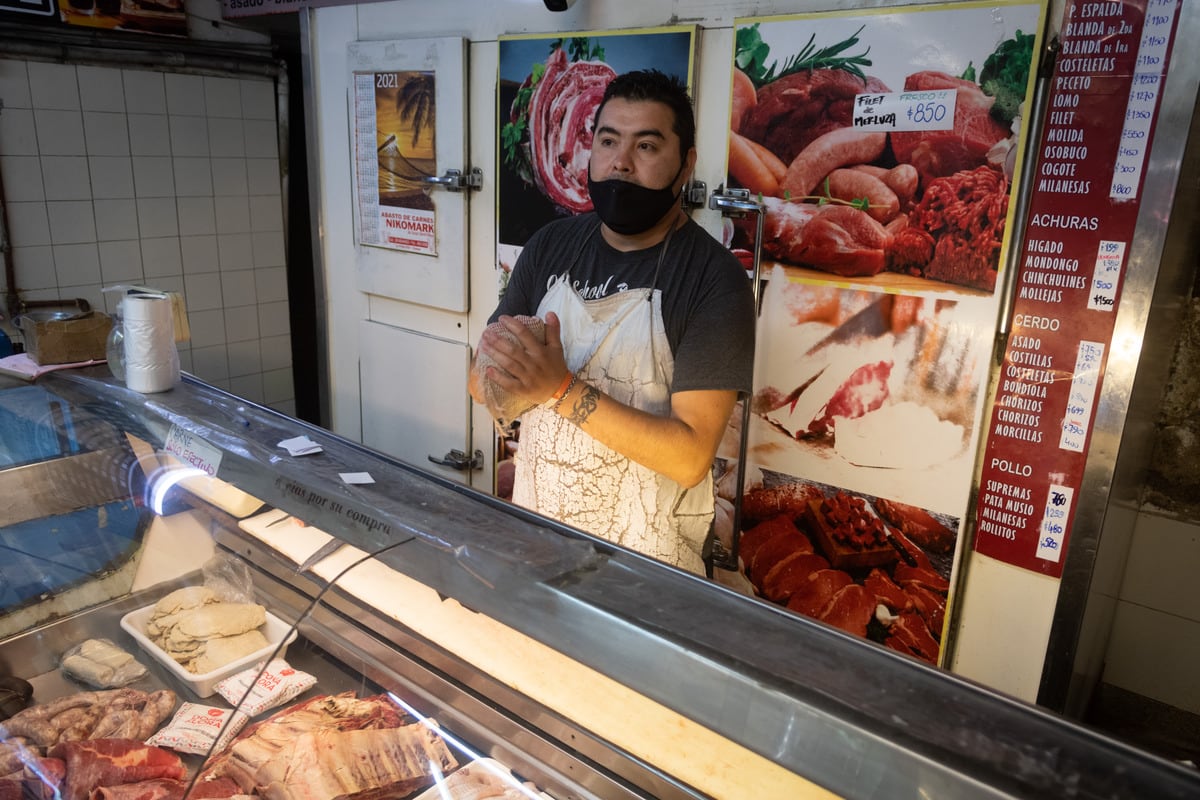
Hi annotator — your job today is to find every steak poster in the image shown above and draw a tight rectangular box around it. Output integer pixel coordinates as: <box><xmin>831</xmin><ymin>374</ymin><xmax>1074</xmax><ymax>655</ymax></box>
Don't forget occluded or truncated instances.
<box><xmin>55</xmin><ymin>0</ymin><xmax>187</xmax><ymax>35</ymax></box>
<box><xmin>496</xmin><ymin>28</ymin><xmax>695</xmax><ymax>276</ymax></box>
<box><xmin>717</xmin><ymin>2</ymin><xmax>1047</xmax><ymax>666</ymax></box>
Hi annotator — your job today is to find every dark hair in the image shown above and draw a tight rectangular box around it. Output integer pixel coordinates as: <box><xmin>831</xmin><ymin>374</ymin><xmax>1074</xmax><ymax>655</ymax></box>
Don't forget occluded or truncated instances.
<box><xmin>593</xmin><ymin>69</ymin><xmax>696</xmax><ymax>154</ymax></box>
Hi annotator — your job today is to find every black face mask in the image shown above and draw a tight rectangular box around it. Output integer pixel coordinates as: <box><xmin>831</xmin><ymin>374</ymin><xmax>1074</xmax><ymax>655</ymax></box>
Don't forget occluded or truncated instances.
<box><xmin>587</xmin><ymin>165</ymin><xmax>684</xmax><ymax>236</ymax></box>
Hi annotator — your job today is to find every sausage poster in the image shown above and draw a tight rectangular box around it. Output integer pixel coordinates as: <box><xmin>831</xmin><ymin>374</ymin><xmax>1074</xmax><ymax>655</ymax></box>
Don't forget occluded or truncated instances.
<box><xmin>717</xmin><ymin>2</ymin><xmax>1047</xmax><ymax>666</ymax></box>
<box><xmin>496</xmin><ymin>28</ymin><xmax>696</xmax><ymax>276</ymax></box>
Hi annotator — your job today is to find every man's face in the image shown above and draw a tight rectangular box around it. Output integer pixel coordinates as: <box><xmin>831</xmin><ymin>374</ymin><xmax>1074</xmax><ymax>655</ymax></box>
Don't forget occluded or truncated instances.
<box><xmin>589</xmin><ymin>98</ymin><xmax>693</xmax><ymax>190</ymax></box>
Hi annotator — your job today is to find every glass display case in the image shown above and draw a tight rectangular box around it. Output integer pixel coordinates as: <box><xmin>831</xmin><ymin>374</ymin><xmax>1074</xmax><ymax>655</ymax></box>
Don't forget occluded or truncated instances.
<box><xmin>1</xmin><ymin>367</ymin><xmax>1197</xmax><ymax>800</ymax></box>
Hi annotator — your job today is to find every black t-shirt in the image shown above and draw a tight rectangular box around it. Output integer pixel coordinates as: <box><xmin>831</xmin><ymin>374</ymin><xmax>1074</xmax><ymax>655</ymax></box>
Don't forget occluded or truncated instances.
<box><xmin>491</xmin><ymin>213</ymin><xmax>755</xmax><ymax>396</ymax></box>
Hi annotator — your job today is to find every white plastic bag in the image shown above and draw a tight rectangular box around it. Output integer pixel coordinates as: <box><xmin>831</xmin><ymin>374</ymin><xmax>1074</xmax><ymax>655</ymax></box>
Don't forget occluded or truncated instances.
<box><xmin>60</xmin><ymin>638</ymin><xmax>147</xmax><ymax>688</ymax></box>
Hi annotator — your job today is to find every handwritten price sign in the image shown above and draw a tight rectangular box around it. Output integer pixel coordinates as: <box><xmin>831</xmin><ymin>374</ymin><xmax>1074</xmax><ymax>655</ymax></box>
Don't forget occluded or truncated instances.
<box><xmin>1036</xmin><ymin>484</ymin><xmax>1074</xmax><ymax>563</ymax></box>
<box><xmin>1109</xmin><ymin>0</ymin><xmax>1178</xmax><ymax>200</ymax></box>
<box><xmin>1059</xmin><ymin>340</ymin><xmax>1105</xmax><ymax>453</ymax></box>
<box><xmin>852</xmin><ymin>89</ymin><xmax>958</xmax><ymax>132</ymax></box>
<box><xmin>1088</xmin><ymin>240</ymin><xmax>1125</xmax><ymax>311</ymax></box>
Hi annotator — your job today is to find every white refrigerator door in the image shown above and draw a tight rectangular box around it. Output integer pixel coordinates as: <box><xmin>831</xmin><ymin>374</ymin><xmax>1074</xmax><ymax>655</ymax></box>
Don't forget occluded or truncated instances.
<box><xmin>346</xmin><ymin>37</ymin><xmax>469</xmax><ymax>312</ymax></box>
<box><xmin>359</xmin><ymin>319</ymin><xmax>475</xmax><ymax>486</ymax></box>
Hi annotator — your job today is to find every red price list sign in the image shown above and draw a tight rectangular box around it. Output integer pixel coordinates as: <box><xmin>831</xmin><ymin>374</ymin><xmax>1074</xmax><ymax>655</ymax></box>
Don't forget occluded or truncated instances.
<box><xmin>973</xmin><ymin>0</ymin><xmax>1181</xmax><ymax>576</ymax></box>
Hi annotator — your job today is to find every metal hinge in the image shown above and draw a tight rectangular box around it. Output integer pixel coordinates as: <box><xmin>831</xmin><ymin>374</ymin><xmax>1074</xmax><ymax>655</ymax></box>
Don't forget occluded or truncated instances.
<box><xmin>683</xmin><ymin>178</ymin><xmax>707</xmax><ymax>209</ymax></box>
<box><xmin>421</xmin><ymin>168</ymin><xmax>483</xmax><ymax>192</ymax></box>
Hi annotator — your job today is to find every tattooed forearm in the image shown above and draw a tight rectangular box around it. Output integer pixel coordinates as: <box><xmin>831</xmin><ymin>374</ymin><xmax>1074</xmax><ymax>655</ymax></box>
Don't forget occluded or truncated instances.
<box><xmin>567</xmin><ymin>384</ymin><xmax>600</xmax><ymax>426</ymax></box>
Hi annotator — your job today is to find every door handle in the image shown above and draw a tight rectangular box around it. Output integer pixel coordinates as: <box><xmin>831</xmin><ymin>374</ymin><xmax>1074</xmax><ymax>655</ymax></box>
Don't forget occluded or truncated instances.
<box><xmin>428</xmin><ymin>448</ymin><xmax>483</xmax><ymax>470</ymax></box>
<box><xmin>421</xmin><ymin>168</ymin><xmax>483</xmax><ymax>192</ymax></box>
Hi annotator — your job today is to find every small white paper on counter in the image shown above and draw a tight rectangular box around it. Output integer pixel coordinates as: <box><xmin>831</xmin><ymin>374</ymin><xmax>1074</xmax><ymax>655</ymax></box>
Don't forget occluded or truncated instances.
<box><xmin>278</xmin><ymin>435</ymin><xmax>323</xmax><ymax>456</ymax></box>
<box><xmin>340</xmin><ymin>471</ymin><xmax>375</xmax><ymax>484</ymax></box>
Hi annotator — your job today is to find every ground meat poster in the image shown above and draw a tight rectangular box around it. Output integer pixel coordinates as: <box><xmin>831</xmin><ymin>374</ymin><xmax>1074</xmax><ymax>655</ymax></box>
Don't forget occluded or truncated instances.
<box><xmin>353</xmin><ymin>70</ymin><xmax>438</xmax><ymax>256</ymax></box>
<box><xmin>54</xmin><ymin>0</ymin><xmax>186</xmax><ymax>35</ymax></box>
<box><xmin>718</xmin><ymin>2</ymin><xmax>1047</xmax><ymax>666</ymax></box>
<box><xmin>496</xmin><ymin>28</ymin><xmax>696</xmax><ymax>277</ymax></box>
<box><xmin>974</xmin><ymin>0</ymin><xmax>1183</xmax><ymax>577</ymax></box>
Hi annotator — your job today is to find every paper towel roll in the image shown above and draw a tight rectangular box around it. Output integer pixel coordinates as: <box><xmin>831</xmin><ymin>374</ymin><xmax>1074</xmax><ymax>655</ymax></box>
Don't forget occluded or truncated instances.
<box><xmin>122</xmin><ymin>294</ymin><xmax>180</xmax><ymax>393</ymax></box>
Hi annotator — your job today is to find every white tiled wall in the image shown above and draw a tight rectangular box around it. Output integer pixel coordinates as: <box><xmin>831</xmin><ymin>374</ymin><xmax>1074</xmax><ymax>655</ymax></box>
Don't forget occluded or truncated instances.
<box><xmin>1103</xmin><ymin>512</ymin><xmax>1200</xmax><ymax>715</ymax></box>
<box><xmin>0</xmin><ymin>59</ymin><xmax>294</xmax><ymax>416</ymax></box>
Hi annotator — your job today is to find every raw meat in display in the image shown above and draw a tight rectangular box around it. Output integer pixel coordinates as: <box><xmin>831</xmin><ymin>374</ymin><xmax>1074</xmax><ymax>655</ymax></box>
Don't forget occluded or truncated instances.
<box><xmin>890</xmin><ymin>166</ymin><xmax>1009</xmax><ymax>292</ymax></box>
<box><xmin>526</xmin><ymin>47</ymin><xmax>615</xmax><ymax>214</ymax></box>
<box><xmin>816</xmin><ymin>584</ymin><xmax>875</xmax><ymax>637</ymax></box>
<box><xmin>885</xmin><ymin>610</ymin><xmax>941</xmax><ymax>662</ymax></box>
<box><xmin>762</xmin><ymin>338</ymin><xmax>895</xmax><ymax>441</ymax></box>
<box><xmin>739</xmin><ymin>480</ymin><xmax>822</xmax><ymax>524</ymax></box>
<box><xmin>0</xmin><ymin>688</ymin><xmax>176</xmax><ymax>750</ymax></box>
<box><xmin>92</xmin><ymin>778</ymin><xmax>187</xmax><ymax>800</ymax></box>
<box><xmin>193</xmin><ymin>693</ymin><xmax>456</xmax><ymax>799</ymax></box>
<box><xmin>785</xmin><ymin>569</ymin><xmax>853</xmax><ymax>618</ymax></box>
<box><xmin>145</xmin><ymin>593</ymin><xmax>269</xmax><ymax>675</ymax></box>
<box><xmin>863</xmin><ymin>568</ymin><xmax>910</xmax><ymax>612</ymax></box>
<box><xmin>739</xmin><ymin>69</ymin><xmax>891</xmax><ymax>165</ymax></box>
<box><xmin>781</xmin><ymin>129</ymin><xmax>888</xmax><ymax>200</ymax></box>
<box><xmin>46</xmin><ymin>739</ymin><xmax>185</xmax><ymax>800</ymax></box>
<box><xmin>874</xmin><ymin>498</ymin><xmax>956</xmax><ymax>554</ymax></box>
<box><xmin>0</xmin><ymin>755</ymin><xmax>65</xmax><ymax>800</ymax></box>
<box><xmin>894</xmin><ymin>562</ymin><xmax>951</xmax><ymax>595</ymax></box>
<box><xmin>806</xmin><ymin>360</ymin><xmax>892</xmax><ymax>436</ymax></box>
<box><xmin>737</xmin><ymin>514</ymin><xmax>804</xmax><ymax>572</ymax></box>
<box><xmin>734</xmin><ymin>477</ymin><xmax>953</xmax><ymax>665</ymax></box>
<box><xmin>804</xmin><ymin>494</ymin><xmax>897</xmax><ymax>571</ymax></box>
<box><xmin>756</xmin><ymin>199</ymin><xmax>892</xmax><ymax>278</ymax></box>
<box><xmin>889</xmin><ymin>71</ymin><xmax>1012</xmax><ymax>187</ymax></box>
<box><xmin>258</xmin><ymin>725</ymin><xmax>458</xmax><ymax>800</ymax></box>
<box><xmin>905</xmin><ymin>583</ymin><xmax>947</xmax><ymax>635</ymax></box>
<box><xmin>748</xmin><ymin>525</ymin><xmax>813</xmax><ymax>587</ymax></box>
<box><xmin>760</xmin><ymin>553</ymin><xmax>830</xmax><ymax>603</ymax></box>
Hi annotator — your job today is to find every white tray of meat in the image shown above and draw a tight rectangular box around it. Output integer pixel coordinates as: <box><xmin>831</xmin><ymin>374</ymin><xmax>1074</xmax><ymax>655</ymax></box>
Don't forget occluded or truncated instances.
<box><xmin>120</xmin><ymin>604</ymin><xmax>297</xmax><ymax>698</ymax></box>
<box><xmin>413</xmin><ymin>758</ymin><xmax>553</xmax><ymax>799</ymax></box>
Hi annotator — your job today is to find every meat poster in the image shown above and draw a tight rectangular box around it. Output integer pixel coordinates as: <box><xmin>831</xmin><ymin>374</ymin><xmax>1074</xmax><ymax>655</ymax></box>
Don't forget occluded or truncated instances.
<box><xmin>54</xmin><ymin>0</ymin><xmax>186</xmax><ymax>35</ymax></box>
<box><xmin>974</xmin><ymin>0</ymin><xmax>1183</xmax><ymax>577</ymax></box>
<box><xmin>496</xmin><ymin>28</ymin><xmax>695</xmax><ymax>276</ymax></box>
<box><xmin>353</xmin><ymin>70</ymin><xmax>438</xmax><ymax>256</ymax></box>
<box><xmin>718</xmin><ymin>2</ymin><xmax>1047</xmax><ymax>666</ymax></box>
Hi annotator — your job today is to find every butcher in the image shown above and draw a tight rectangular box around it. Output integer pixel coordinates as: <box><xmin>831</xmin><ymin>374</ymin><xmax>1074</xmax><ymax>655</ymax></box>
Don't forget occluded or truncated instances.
<box><xmin>470</xmin><ymin>69</ymin><xmax>756</xmax><ymax>574</ymax></box>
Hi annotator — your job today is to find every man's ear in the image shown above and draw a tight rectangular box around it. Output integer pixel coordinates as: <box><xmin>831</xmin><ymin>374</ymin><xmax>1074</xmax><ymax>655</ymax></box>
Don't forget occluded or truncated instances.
<box><xmin>680</xmin><ymin>147</ymin><xmax>698</xmax><ymax>189</ymax></box>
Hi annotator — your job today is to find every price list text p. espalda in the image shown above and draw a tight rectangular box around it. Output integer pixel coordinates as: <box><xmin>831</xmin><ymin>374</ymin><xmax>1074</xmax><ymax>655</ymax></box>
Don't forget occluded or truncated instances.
<box><xmin>972</xmin><ymin>0</ymin><xmax>1182</xmax><ymax>575</ymax></box>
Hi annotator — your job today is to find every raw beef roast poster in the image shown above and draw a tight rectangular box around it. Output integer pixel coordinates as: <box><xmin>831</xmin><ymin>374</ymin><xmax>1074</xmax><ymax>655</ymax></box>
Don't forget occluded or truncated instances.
<box><xmin>718</xmin><ymin>1</ymin><xmax>1047</xmax><ymax>666</ymax></box>
<box><xmin>496</xmin><ymin>28</ymin><xmax>695</xmax><ymax>275</ymax></box>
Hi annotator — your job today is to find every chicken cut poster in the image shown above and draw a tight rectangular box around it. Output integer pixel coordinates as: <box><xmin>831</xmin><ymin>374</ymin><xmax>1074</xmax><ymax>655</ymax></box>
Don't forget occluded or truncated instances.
<box><xmin>496</xmin><ymin>28</ymin><xmax>696</xmax><ymax>276</ymax></box>
<box><xmin>718</xmin><ymin>1</ymin><xmax>1048</xmax><ymax>666</ymax></box>
<box><xmin>353</xmin><ymin>70</ymin><xmax>438</xmax><ymax>256</ymax></box>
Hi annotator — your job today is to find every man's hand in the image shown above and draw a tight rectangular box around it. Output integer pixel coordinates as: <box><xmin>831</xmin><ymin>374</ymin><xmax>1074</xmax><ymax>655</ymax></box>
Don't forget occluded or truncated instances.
<box><xmin>477</xmin><ymin>312</ymin><xmax>571</xmax><ymax>405</ymax></box>
<box><xmin>472</xmin><ymin>313</ymin><xmax>738</xmax><ymax>489</ymax></box>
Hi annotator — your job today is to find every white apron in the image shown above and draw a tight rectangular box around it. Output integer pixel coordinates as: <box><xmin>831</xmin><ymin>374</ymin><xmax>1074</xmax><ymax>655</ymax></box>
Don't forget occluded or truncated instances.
<box><xmin>511</xmin><ymin>234</ymin><xmax>714</xmax><ymax>574</ymax></box>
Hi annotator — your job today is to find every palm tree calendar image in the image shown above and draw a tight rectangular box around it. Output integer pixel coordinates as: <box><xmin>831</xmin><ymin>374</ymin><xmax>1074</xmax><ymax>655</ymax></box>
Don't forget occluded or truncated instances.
<box><xmin>353</xmin><ymin>70</ymin><xmax>439</xmax><ymax>254</ymax></box>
